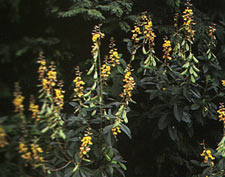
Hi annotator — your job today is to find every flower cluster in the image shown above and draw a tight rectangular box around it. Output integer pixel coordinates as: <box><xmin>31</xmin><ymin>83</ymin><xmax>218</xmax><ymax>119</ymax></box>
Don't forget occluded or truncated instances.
<box><xmin>120</xmin><ymin>65</ymin><xmax>136</xmax><ymax>102</ymax></box>
<box><xmin>19</xmin><ymin>141</ymin><xmax>45</xmax><ymax>166</ymax></box>
<box><xmin>112</xmin><ymin>119</ymin><xmax>121</xmax><ymax>137</ymax></box>
<box><xmin>13</xmin><ymin>82</ymin><xmax>25</xmax><ymax>116</ymax></box>
<box><xmin>37</xmin><ymin>52</ymin><xmax>47</xmax><ymax>81</ymax></box>
<box><xmin>29</xmin><ymin>95</ymin><xmax>40</xmax><ymax>121</ymax></box>
<box><xmin>200</xmin><ymin>149</ymin><xmax>215</xmax><ymax>165</ymax></box>
<box><xmin>108</xmin><ymin>39</ymin><xmax>120</xmax><ymax>67</ymax></box>
<box><xmin>92</xmin><ymin>25</ymin><xmax>105</xmax><ymax>43</ymax></box>
<box><xmin>162</xmin><ymin>36</ymin><xmax>172</xmax><ymax>62</ymax></box>
<box><xmin>73</xmin><ymin>67</ymin><xmax>85</xmax><ymax>99</ymax></box>
<box><xmin>132</xmin><ymin>12</ymin><xmax>156</xmax><ymax>47</ymax></box>
<box><xmin>80</xmin><ymin>127</ymin><xmax>93</xmax><ymax>159</ymax></box>
<box><xmin>0</xmin><ymin>127</ymin><xmax>8</xmax><ymax>147</ymax></box>
<box><xmin>182</xmin><ymin>2</ymin><xmax>195</xmax><ymax>41</ymax></box>
<box><xmin>101</xmin><ymin>56</ymin><xmax>111</xmax><ymax>81</ymax></box>
<box><xmin>54</xmin><ymin>81</ymin><xmax>65</xmax><ymax>110</ymax></box>
<box><xmin>217</xmin><ymin>103</ymin><xmax>225</xmax><ymax>124</ymax></box>
<box><xmin>209</xmin><ymin>24</ymin><xmax>216</xmax><ymax>40</ymax></box>
<box><xmin>91</xmin><ymin>25</ymin><xmax>105</xmax><ymax>57</ymax></box>
<box><xmin>37</xmin><ymin>53</ymin><xmax>58</xmax><ymax>95</ymax></box>
<box><xmin>222</xmin><ymin>80</ymin><xmax>225</xmax><ymax>87</ymax></box>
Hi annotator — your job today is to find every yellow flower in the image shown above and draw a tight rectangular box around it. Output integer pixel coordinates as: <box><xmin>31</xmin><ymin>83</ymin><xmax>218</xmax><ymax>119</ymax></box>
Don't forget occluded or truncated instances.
<box><xmin>221</xmin><ymin>80</ymin><xmax>225</xmax><ymax>86</ymax></box>
<box><xmin>201</xmin><ymin>148</ymin><xmax>215</xmax><ymax>164</ymax></box>
<box><xmin>182</xmin><ymin>2</ymin><xmax>195</xmax><ymax>41</ymax></box>
<box><xmin>131</xmin><ymin>13</ymin><xmax>156</xmax><ymax>46</ymax></box>
<box><xmin>79</xmin><ymin>127</ymin><xmax>93</xmax><ymax>159</ymax></box>
<box><xmin>108</xmin><ymin>40</ymin><xmax>121</xmax><ymax>67</ymax></box>
<box><xmin>13</xmin><ymin>83</ymin><xmax>25</xmax><ymax>115</ymax></box>
<box><xmin>0</xmin><ymin>127</ymin><xmax>8</xmax><ymax>148</ymax></box>
<box><xmin>162</xmin><ymin>37</ymin><xmax>172</xmax><ymax>62</ymax></box>
<box><xmin>73</xmin><ymin>67</ymin><xmax>85</xmax><ymax>99</ymax></box>
<box><xmin>120</xmin><ymin>65</ymin><xmax>136</xmax><ymax>102</ymax></box>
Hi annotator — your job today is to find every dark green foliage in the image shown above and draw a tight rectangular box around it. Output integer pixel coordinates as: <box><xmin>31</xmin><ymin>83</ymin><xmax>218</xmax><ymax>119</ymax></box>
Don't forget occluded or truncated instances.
<box><xmin>1</xmin><ymin>0</ymin><xmax>225</xmax><ymax>176</ymax></box>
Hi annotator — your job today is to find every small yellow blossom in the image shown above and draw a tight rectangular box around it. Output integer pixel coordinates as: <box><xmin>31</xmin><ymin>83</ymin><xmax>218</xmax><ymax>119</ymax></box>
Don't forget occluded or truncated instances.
<box><xmin>221</xmin><ymin>80</ymin><xmax>225</xmax><ymax>86</ymax></box>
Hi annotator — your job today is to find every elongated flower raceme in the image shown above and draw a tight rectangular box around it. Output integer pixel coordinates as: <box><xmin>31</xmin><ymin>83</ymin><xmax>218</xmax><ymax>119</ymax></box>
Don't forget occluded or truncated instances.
<box><xmin>182</xmin><ymin>1</ymin><xmax>195</xmax><ymax>41</ymax></box>
<box><xmin>101</xmin><ymin>56</ymin><xmax>111</xmax><ymax>81</ymax></box>
<box><xmin>120</xmin><ymin>65</ymin><xmax>136</xmax><ymax>103</ymax></box>
<box><xmin>79</xmin><ymin>127</ymin><xmax>93</xmax><ymax>159</ymax></box>
<box><xmin>29</xmin><ymin>95</ymin><xmax>40</xmax><ymax>121</ymax></box>
<box><xmin>200</xmin><ymin>141</ymin><xmax>215</xmax><ymax>167</ymax></box>
<box><xmin>54</xmin><ymin>80</ymin><xmax>65</xmax><ymax>110</ymax></box>
<box><xmin>131</xmin><ymin>12</ymin><xmax>156</xmax><ymax>46</ymax></box>
<box><xmin>209</xmin><ymin>24</ymin><xmax>216</xmax><ymax>40</ymax></box>
<box><xmin>19</xmin><ymin>140</ymin><xmax>45</xmax><ymax>167</ymax></box>
<box><xmin>91</xmin><ymin>25</ymin><xmax>105</xmax><ymax>56</ymax></box>
<box><xmin>162</xmin><ymin>36</ymin><xmax>172</xmax><ymax>62</ymax></box>
<box><xmin>0</xmin><ymin>127</ymin><xmax>8</xmax><ymax>147</ymax></box>
<box><xmin>13</xmin><ymin>82</ymin><xmax>25</xmax><ymax>116</ymax></box>
<box><xmin>112</xmin><ymin>119</ymin><xmax>121</xmax><ymax>137</ymax></box>
<box><xmin>217</xmin><ymin>103</ymin><xmax>225</xmax><ymax>124</ymax></box>
<box><xmin>37</xmin><ymin>52</ymin><xmax>58</xmax><ymax>94</ymax></box>
<box><xmin>108</xmin><ymin>39</ymin><xmax>120</xmax><ymax>67</ymax></box>
<box><xmin>73</xmin><ymin>67</ymin><xmax>85</xmax><ymax>99</ymax></box>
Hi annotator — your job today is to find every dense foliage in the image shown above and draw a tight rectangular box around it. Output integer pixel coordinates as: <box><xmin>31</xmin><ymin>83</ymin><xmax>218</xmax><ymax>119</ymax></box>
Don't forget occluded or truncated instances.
<box><xmin>1</xmin><ymin>0</ymin><xmax>225</xmax><ymax>176</ymax></box>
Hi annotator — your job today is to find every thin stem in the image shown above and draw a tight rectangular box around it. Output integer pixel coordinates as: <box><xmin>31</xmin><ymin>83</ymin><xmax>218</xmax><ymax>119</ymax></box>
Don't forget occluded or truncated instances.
<box><xmin>97</xmin><ymin>42</ymin><xmax>104</xmax><ymax>130</ymax></box>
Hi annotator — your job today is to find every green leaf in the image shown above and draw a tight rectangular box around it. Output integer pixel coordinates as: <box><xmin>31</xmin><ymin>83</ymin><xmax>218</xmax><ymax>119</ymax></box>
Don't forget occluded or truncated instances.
<box><xmin>120</xmin><ymin>123</ymin><xmax>131</xmax><ymax>139</ymax></box>
<box><xmin>173</xmin><ymin>104</ymin><xmax>181</xmax><ymax>122</ymax></box>
<box><xmin>103</xmin><ymin>125</ymin><xmax>114</xmax><ymax>134</ymax></box>
<box><xmin>182</xmin><ymin>112</ymin><xmax>191</xmax><ymax>123</ymax></box>
<box><xmin>191</xmin><ymin>104</ymin><xmax>200</xmax><ymax>110</ymax></box>
<box><xmin>64</xmin><ymin>167</ymin><xmax>74</xmax><ymax>177</ymax></box>
<box><xmin>168</xmin><ymin>125</ymin><xmax>179</xmax><ymax>141</ymax></box>
<box><xmin>190</xmin><ymin>75</ymin><xmax>195</xmax><ymax>83</ymax></box>
<box><xmin>59</xmin><ymin>129</ymin><xmax>66</xmax><ymax>139</ymax></box>
<box><xmin>118</xmin><ymin>162</ymin><xmax>127</xmax><ymax>171</ymax></box>
<box><xmin>158</xmin><ymin>113</ymin><xmax>170</xmax><ymax>130</ymax></box>
<box><xmin>182</xmin><ymin>62</ymin><xmax>190</xmax><ymax>68</ymax></box>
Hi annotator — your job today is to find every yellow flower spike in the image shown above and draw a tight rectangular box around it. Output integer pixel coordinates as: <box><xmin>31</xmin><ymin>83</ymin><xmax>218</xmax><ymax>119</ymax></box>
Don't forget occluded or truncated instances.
<box><xmin>108</xmin><ymin>39</ymin><xmax>121</xmax><ymax>67</ymax></box>
<box><xmin>217</xmin><ymin>103</ymin><xmax>225</xmax><ymax>123</ymax></box>
<box><xmin>13</xmin><ymin>82</ymin><xmax>25</xmax><ymax>116</ymax></box>
<box><xmin>200</xmin><ymin>141</ymin><xmax>215</xmax><ymax>165</ymax></box>
<box><xmin>29</xmin><ymin>95</ymin><xmax>40</xmax><ymax>121</ymax></box>
<box><xmin>91</xmin><ymin>25</ymin><xmax>105</xmax><ymax>43</ymax></box>
<box><xmin>120</xmin><ymin>65</ymin><xmax>136</xmax><ymax>103</ymax></box>
<box><xmin>54</xmin><ymin>80</ymin><xmax>65</xmax><ymax>110</ymax></box>
<box><xmin>0</xmin><ymin>127</ymin><xmax>8</xmax><ymax>148</ymax></box>
<box><xmin>79</xmin><ymin>127</ymin><xmax>93</xmax><ymax>160</ymax></box>
<box><xmin>162</xmin><ymin>36</ymin><xmax>172</xmax><ymax>63</ymax></box>
<box><xmin>73</xmin><ymin>66</ymin><xmax>85</xmax><ymax>99</ymax></box>
<box><xmin>101</xmin><ymin>56</ymin><xmax>111</xmax><ymax>82</ymax></box>
<box><xmin>182</xmin><ymin>1</ymin><xmax>195</xmax><ymax>41</ymax></box>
